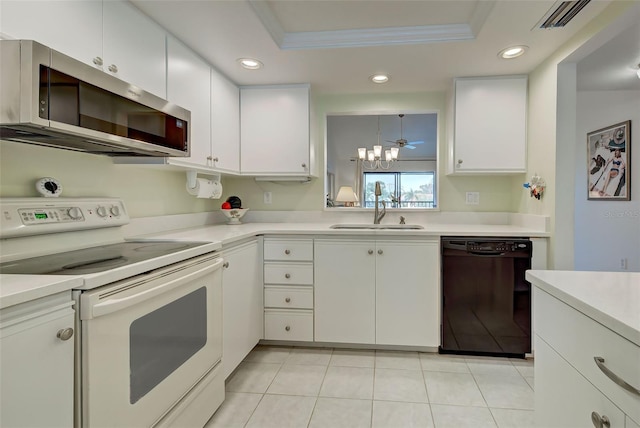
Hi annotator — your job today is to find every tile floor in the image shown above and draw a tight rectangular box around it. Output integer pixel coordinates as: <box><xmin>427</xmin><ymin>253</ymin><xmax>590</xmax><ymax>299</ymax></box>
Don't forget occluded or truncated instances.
<box><xmin>206</xmin><ymin>346</ymin><xmax>535</xmax><ymax>428</ymax></box>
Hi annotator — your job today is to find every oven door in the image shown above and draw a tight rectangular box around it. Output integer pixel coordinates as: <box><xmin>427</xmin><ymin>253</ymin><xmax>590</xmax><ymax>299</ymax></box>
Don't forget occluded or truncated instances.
<box><xmin>77</xmin><ymin>253</ymin><xmax>222</xmax><ymax>428</ymax></box>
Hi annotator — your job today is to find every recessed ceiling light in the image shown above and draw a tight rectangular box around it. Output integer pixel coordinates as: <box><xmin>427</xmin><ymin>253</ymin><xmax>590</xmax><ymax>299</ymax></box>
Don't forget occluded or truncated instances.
<box><xmin>498</xmin><ymin>46</ymin><xmax>528</xmax><ymax>59</ymax></box>
<box><xmin>237</xmin><ymin>58</ymin><xmax>263</xmax><ymax>70</ymax></box>
<box><xmin>370</xmin><ymin>74</ymin><xmax>390</xmax><ymax>84</ymax></box>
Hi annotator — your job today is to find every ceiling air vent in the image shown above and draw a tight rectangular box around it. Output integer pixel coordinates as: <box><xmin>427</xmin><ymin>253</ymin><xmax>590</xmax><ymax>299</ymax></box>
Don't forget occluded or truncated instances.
<box><xmin>536</xmin><ymin>0</ymin><xmax>591</xmax><ymax>29</ymax></box>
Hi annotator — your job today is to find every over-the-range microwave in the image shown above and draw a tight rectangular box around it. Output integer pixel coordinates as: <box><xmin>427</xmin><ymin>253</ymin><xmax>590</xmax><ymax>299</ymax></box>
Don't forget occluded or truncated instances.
<box><xmin>0</xmin><ymin>40</ymin><xmax>190</xmax><ymax>157</ymax></box>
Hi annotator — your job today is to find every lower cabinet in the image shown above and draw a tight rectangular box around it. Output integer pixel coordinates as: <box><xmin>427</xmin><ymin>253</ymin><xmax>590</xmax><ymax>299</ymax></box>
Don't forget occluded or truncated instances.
<box><xmin>314</xmin><ymin>238</ymin><xmax>440</xmax><ymax>347</ymax></box>
<box><xmin>0</xmin><ymin>291</ymin><xmax>75</xmax><ymax>427</ymax></box>
<box><xmin>221</xmin><ymin>239</ymin><xmax>262</xmax><ymax>379</ymax></box>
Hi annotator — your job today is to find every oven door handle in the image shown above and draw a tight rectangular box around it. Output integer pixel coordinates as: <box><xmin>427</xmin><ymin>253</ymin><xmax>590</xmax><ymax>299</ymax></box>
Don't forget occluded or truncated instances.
<box><xmin>87</xmin><ymin>258</ymin><xmax>223</xmax><ymax>319</ymax></box>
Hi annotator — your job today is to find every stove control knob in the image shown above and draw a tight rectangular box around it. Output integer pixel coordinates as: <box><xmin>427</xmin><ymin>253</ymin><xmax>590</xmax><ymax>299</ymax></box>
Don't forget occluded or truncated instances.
<box><xmin>67</xmin><ymin>207</ymin><xmax>83</xmax><ymax>219</ymax></box>
<box><xmin>110</xmin><ymin>205</ymin><xmax>121</xmax><ymax>216</ymax></box>
<box><xmin>96</xmin><ymin>206</ymin><xmax>108</xmax><ymax>217</ymax></box>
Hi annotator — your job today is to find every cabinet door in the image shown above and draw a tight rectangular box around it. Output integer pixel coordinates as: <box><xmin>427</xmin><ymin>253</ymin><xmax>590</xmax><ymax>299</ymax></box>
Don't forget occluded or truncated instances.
<box><xmin>210</xmin><ymin>68</ymin><xmax>240</xmax><ymax>173</ymax></box>
<box><xmin>0</xmin><ymin>295</ymin><xmax>75</xmax><ymax>428</ymax></box>
<box><xmin>103</xmin><ymin>0</ymin><xmax>167</xmax><ymax>98</ymax></box>
<box><xmin>0</xmin><ymin>0</ymin><xmax>102</xmax><ymax>67</ymax></box>
<box><xmin>222</xmin><ymin>240</ymin><xmax>262</xmax><ymax>379</ymax></box>
<box><xmin>314</xmin><ymin>239</ymin><xmax>375</xmax><ymax>344</ymax></box>
<box><xmin>240</xmin><ymin>85</ymin><xmax>310</xmax><ymax>175</ymax></box>
<box><xmin>376</xmin><ymin>240</ymin><xmax>440</xmax><ymax>347</ymax></box>
<box><xmin>535</xmin><ymin>336</ymin><xmax>626</xmax><ymax>428</ymax></box>
<box><xmin>167</xmin><ymin>36</ymin><xmax>212</xmax><ymax>166</ymax></box>
<box><xmin>453</xmin><ymin>76</ymin><xmax>527</xmax><ymax>173</ymax></box>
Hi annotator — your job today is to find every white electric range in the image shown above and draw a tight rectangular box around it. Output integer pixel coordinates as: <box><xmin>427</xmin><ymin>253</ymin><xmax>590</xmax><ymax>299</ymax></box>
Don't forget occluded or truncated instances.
<box><xmin>0</xmin><ymin>198</ymin><xmax>225</xmax><ymax>428</ymax></box>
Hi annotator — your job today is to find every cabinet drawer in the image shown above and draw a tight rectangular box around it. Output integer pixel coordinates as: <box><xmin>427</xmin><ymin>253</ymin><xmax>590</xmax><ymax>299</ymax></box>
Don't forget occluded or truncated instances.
<box><xmin>264</xmin><ymin>263</ymin><xmax>313</xmax><ymax>285</ymax></box>
<box><xmin>535</xmin><ymin>288</ymin><xmax>640</xmax><ymax>422</ymax></box>
<box><xmin>264</xmin><ymin>309</ymin><xmax>313</xmax><ymax>341</ymax></box>
<box><xmin>265</xmin><ymin>286</ymin><xmax>313</xmax><ymax>309</ymax></box>
<box><xmin>264</xmin><ymin>239</ymin><xmax>313</xmax><ymax>261</ymax></box>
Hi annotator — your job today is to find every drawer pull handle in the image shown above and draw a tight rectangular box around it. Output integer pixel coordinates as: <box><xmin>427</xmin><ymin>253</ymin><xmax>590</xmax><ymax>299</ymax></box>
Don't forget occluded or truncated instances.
<box><xmin>285</xmin><ymin>297</ymin><xmax>291</xmax><ymax>303</ymax></box>
<box><xmin>285</xmin><ymin>249</ymin><xmax>291</xmax><ymax>255</ymax></box>
<box><xmin>368</xmin><ymin>249</ymin><xmax>373</xmax><ymax>255</ymax></box>
<box><xmin>57</xmin><ymin>328</ymin><xmax>74</xmax><ymax>341</ymax></box>
<box><xmin>594</xmin><ymin>356</ymin><xmax>640</xmax><ymax>396</ymax></box>
<box><xmin>590</xmin><ymin>412</ymin><xmax>610</xmax><ymax>428</ymax></box>
<box><xmin>285</xmin><ymin>325</ymin><xmax>291</xmax><ymax>331</ymax></box>
<box><xmin>285</xmin><ymin>273</ymin><xmax>291</xmax><ymax>279</ymax></box>
<box><xmin>223</xmin><ymin>262</ymin><xmax>229</xmax><ymax>268</ymax></box>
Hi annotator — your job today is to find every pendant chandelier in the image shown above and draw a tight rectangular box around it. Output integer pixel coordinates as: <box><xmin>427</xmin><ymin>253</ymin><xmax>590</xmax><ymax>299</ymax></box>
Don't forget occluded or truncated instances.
<box><xmin>358</xmin><ymin>116</ymin><xmax>399</xmax><ymax>170</ymax></box>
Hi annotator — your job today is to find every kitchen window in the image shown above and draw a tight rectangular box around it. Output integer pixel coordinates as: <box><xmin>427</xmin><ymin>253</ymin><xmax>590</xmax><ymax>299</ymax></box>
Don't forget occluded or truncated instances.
<box><xmin>363</xmin><ymin>172</ymin><xmax>436</xmax><ymax>208</ymax></box>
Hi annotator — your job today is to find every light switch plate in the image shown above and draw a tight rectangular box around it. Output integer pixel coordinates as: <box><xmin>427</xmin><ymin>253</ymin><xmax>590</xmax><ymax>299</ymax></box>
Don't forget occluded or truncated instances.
<box><xmin>264</xmin><ymin>192</ymin><xmax>272</xmax><ymax>204</ymax></box>
<box><xmin>466</xmin><ymin>192</ymin><xmax>480</xmax><ymax>205</ymax></box>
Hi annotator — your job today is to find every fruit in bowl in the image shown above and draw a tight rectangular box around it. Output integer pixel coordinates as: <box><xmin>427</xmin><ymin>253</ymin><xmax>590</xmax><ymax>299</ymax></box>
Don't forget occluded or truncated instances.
<box><xmin>220</xmin><ymin>208</ymin><xmax>248</xmax><ymax>224</ymax></box>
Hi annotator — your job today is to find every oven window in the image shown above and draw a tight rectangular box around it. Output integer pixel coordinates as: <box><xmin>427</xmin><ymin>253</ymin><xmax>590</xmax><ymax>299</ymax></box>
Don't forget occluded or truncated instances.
<box><xmin>129</xmin><ymin>287</ymin><xmax>207</xmax><ymax>404</ymax></box>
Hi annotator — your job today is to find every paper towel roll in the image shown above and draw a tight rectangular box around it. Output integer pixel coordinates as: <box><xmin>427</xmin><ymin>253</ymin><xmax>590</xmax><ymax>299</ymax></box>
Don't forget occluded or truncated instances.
<box><xmin>210</xmin><ymin>180</ymin><xmax>223</xmax><ymax>199</ymax></box>
<box><xmin>186</xmin><ymin>178</ymin><xmax>220</xmax><ymax>199</ymax></box>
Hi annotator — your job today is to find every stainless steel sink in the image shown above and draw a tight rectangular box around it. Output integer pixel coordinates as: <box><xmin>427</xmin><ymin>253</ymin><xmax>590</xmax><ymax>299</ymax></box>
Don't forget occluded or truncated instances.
<box><xmin>330</xmin><ymin>224</ymin><xmax>424</xmax><ymax>230</ymax></box>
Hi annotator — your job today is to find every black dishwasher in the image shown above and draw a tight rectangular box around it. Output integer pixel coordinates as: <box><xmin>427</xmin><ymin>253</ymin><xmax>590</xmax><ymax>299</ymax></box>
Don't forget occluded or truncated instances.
<box><xmin>440</xmin><ymin>237</ymin><xmax>532</xmax><ymax>358</ymax></box>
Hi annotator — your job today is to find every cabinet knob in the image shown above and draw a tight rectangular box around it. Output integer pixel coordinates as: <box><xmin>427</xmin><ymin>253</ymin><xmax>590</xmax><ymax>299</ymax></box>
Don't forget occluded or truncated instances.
<box><xmin>223</xmin><ymin>262</ymin><xmax>229</xmax><ymax>268</ymax></box>
<box><xmin>206</xmin><ymin>156</ymin><xmax>213</xmax><ymax>161</ymax></box>
<box><xmin>378</xmin><ymin>249</ymin><xmax>383</xmax><ymax>255</ymax></box>
<box><xmin>457</xmin><ymin>159</ymin><xmax>463</xmax><ymax>164</ymax></box>
<box><xmin>57</xmin><ymin>328</ymin><xmax>74</xmax><ymax>341</ymax></box>
<box><xmin>590</xmin><ymin>412</ymin><xmax>610</xmax><ymax>428</ymax></box>
<box><xmin>285</xmin><ymin>297</ymin><xmax>291</xmax><ymax>303</ymax></box>
<box><xmin>284</xmin><ymin>249</ymin><xmax>291</xmax><ymax>255</ymax></box>
<box><xmin>212</xmin><ymin>157</ymin><xmax>219</xmax><ymax>163</ymax></box>
<box><xmin>301</xmin><ymin>163</ymin><xmax>307</xmax><ymax>169</ymax></box>
<box><xmin>285</xmin><ymin>325</ymin><xmax>291</xmax><ymax>331</ymax></box>
<box><xmin>93</xmin><ymin>56</ymin><xmax>103</xmax><ymax>66</ymax></box>
<box><xmin>368</xmin><ymin>249</ymin><xmax>374</xmax><ymax>255</ymax></box>
<box><xmin>108</xmin><ymin>64</ymin><xmax>118</xmax><ymax>73</ymax></box>
<box><xmin>285</xmin><ymin>273</ymin><xmax>291</xmax><ymax>279</ymax></box>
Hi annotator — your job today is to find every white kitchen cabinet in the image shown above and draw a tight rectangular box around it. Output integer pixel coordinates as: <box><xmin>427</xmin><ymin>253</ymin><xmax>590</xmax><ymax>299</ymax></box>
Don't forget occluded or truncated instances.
<box><xmin>451</xmin><ymin>75</ymin><xmax>527</xmax><ymax>174</ymax></box>
<box><xmin>210</xmin><ymin>68</ymin><xmax>241</xmax><ymax>173</ymax></box>
<box><xmin>263</xmin><ymin>237</ymin><xmax>314</xmax><ymax>342</ymax></box>
<box><xmin>0</xmin><ymin>0</ymin><xmax>167</xmax><ymax>98</ymax></box>
<box><xmin>0</xmin><ymin>291</ymin><xmax>75</xmax><ymax>427</ymax></box>
<box><xmin>240</xmin><ymin>84</ymin><xmax>311</xmax><ymax>176</ymax></box>
<box><xmin>314</xmin><ymin>238</ymin><xmax>440</xmax><ymax>347</ymax></box>
<box><xmin>167</xmin><ymin>36</ymin><xmax>212</xmax><ymax>166</ymax></box>
<box><xmin>221</xmin><ymin>239</ymin><xmax>262</xmax><ymax>379</ymax></box>
<box><xmin>534</xmin><ymin>286</ymin><xmax>640</xmax><ymax>427</ymax></box>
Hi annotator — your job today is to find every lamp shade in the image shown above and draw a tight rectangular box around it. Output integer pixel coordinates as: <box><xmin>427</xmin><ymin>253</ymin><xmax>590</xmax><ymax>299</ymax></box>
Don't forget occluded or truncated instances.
<box><xmin>335</xmin><ymin>186</ymin><xmax>358</xmax><ymax>206</ymax></box>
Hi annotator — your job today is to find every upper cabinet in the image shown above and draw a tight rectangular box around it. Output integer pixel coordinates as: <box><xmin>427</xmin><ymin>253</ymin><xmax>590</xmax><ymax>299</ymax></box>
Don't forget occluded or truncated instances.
<box><xmin>210</xmin><ymin>70</ymin><xmax>240</xmax><ymax>173</ymax></box>
<box><xmin>240</xmin><ymin>85</ymin><xmax>311</xmax><ymax>176</ymax></box>
<box><xmin>0</xmin><ymin>0</ymin><xmax>167</xmax><ymax>98</ymax></box>
<box><xmin>451</xmin><ymin>75</ymin><xmax>527</xmax><ymax>174</ymax></box>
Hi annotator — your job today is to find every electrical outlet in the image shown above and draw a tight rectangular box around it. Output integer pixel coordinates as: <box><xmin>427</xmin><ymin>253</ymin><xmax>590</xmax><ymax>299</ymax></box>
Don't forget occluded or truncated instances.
<box><xmin>620</xmin><ymin>258</ymin><xmax>628</xmax><ymax>270</ymax></box>
<box><xmin>263</xmin><ymin>192</ymin><xmax>272</xmax><ymax>204</ymax></box>
<box><xmin>465</xmin><ymin>192</ymin><xmax>480</xmax><ymax>205</ymax></box>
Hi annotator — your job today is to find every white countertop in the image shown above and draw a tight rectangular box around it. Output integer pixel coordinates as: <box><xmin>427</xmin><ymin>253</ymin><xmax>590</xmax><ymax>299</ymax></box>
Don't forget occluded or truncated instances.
<box><xmin>526</xmin><ymin>270</ymin><xmax>640</xmax><ymax>346</ymax></box>
<box><xmin>0</xmin><ymin>274</ymin><xmax>83</xmax><ymax>309</ymax></box>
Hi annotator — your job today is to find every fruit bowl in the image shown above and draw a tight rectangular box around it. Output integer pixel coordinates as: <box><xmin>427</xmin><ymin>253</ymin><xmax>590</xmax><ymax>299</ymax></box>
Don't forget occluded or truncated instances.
<box><xmin>220</xmin><ymin>208</ymin><xmax>249</xmax><ymax>225</ymax></box>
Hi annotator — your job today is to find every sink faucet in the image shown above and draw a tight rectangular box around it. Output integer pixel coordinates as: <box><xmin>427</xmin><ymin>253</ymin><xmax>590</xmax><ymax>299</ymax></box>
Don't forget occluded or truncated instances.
<box><xmin>373</xmin><ymin>181</ymin><xmax>386</xmax><ymax>224</ymax></box>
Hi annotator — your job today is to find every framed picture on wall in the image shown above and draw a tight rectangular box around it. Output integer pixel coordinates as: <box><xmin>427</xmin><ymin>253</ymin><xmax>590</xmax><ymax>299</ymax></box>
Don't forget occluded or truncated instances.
<box><xmin>587</xmin><ymin>120</ymin><xmax>631</xmax><ymax>201</ymax></box>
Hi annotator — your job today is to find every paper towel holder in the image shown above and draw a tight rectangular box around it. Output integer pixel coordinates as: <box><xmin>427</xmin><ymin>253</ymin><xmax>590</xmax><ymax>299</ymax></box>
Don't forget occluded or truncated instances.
<box><xmin>186</xmin><ymin>170</ymin><xmax>221</xmax><ymax>190</ymax></box>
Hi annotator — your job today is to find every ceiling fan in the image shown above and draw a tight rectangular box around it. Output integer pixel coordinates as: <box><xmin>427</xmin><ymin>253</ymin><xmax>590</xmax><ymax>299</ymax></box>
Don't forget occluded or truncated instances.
<box><xmin>385</xmin><ymin>114</ymin><xmax>425</xmax><ymax>149</ymax></box>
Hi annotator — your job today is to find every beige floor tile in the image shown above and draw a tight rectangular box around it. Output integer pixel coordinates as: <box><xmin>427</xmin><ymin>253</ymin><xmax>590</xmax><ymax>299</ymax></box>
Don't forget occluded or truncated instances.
<box><xmin>205</xmin><ymin>392</ymin><xmax>262</xmax><ymax>428</ymax></box>
<box><xmin>267</xmin><ymin>364</ymin><xmax>327</xmax><ymax>396</ymax></box>
<box><xmin>525</xmin><ymin>376</ymin><xmax>534</xmax><ymax>390</ymax></box>
<box><xmin>423</xmin><ymin>371</ymin><xmax>486</xmax><ymax>407</ymax></box>
<box><xmin>420</xmin><ymin>353</ymin><xmax>470</xmax><ymax>373</ymax></box>
<box><xmin>320</xmin><ymin>366</ymin><xmax>374</xmax><ymax>399</ymax></box>
<box><xmin>330</xmin><ymin>349</ymin><xmax>376</xmax><ymax>368</ymax></box>
<box><xmin>376</xmin><ymin>350</ymin><xmax>422</xmax><ymax>370</ymax></box>
<box><xmin>225</xmin><ymin>362</ymin><xmax>281</xmax><ymax>393</ymax></box>
<box><xmin>430</xmin><ymin>404</ymin><xmax>498</xmax><ymax>428</ymax></box>
<box><xmin>465</xmin><ymin>357</ymin><xmax>521</xmax><ymax>377</ymax></box>
<box><xmin>491</xmin><ymin>408</ymin><xmax>535</xmax><ymax>427</ymax></box>
<box><xmin>285</xmin><ymin>347</ymin><xmax>333</xmax><ymax>366</ymax></box>
<box><xmin>374</xmin><ymin>368</ymin><xmax>428</xmax><ymax>403</ymax></box>
<box><xmin>309</xmin><ymin>397</ymin><xmax>372</xmax><ymax>428</ymax></box>
<box><xmin>473</xmin><ymin>374</ymin><xmax>534</xmax><ymax>410</ymax></box>
<box><xmin>244</xmin><ymin>345</ymin><xmax>291</xmax><ymax>364</ymax></box>
<box><xmin>245</xmin><ymin>394</ymin><xmax>316</xmax><ymax>428</ymax></box>
<box><xmin>372</xmin><ymin>400</ymin><xmax>434</xmax><ymax>428</ymax></box>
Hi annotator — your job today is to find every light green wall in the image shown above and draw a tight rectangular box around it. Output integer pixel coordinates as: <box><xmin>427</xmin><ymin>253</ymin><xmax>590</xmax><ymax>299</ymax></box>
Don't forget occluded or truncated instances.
<box><xmin>0</xmin><ymin>141</ymin><xmax>218</xmax><ymax>217</ymax></box>
<box><xmin>224</xmin><ymin>91</ymin><xmax>517</xmax><ymax>212</ymax></box>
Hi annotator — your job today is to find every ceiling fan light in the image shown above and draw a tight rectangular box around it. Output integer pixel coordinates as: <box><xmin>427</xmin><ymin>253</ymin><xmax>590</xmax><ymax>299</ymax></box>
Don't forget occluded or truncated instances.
<box><xmin>370</xmin><ymin>74</ymin><xmax>389</xmax><ymax>84</ymax></box>
<box><xmin>498</xmin><ymin>45</ymin><xmax>528</xmax><ymax>59</ymax></box>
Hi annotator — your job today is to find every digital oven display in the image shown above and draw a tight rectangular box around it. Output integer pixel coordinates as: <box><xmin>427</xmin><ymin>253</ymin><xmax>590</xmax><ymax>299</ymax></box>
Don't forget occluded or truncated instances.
<box><xmin>34</xmin><ymin>212</ymin><xmax>48</xmax><ymax>220</ymax></box>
